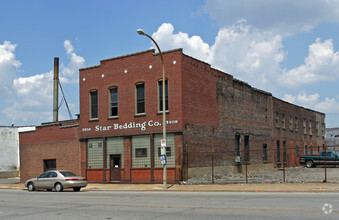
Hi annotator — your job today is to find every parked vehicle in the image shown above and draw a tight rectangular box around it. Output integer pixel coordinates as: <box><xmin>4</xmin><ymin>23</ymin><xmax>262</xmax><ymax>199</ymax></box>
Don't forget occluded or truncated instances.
<box><xmin>25</xmin><ymin>170</ymin><xmax>87</xmax><ymax>192</ymax></box>
<box><xmin>299</xmin><ymin>151</ymin><xmax>339</xmax><ymax>168</ymax></box>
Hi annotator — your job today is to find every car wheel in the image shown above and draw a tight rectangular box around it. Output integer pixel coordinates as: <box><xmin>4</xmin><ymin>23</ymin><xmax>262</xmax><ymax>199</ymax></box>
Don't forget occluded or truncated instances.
<box><xmin>73</xmin><ymin>187</ymin><xmax>81</xmax><ymax>192</ymax></box>
<box><xmin>305</xmin><ymin>160</ymin><xmax>314</xmax><ymax>168</ymax></box>
<box><xmin>55</xmin><ymin>183</ymin><xmax>63</xmax><ymax>192</ymax></box>
<box><xmin>27</xmin><ymin>182</ymin><xmax>35</xmax><ymax>191</ymax></box>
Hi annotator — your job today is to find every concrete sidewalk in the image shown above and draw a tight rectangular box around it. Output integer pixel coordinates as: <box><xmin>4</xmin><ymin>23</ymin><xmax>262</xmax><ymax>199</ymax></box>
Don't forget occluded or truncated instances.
<box><xmin>1</xmin><ymin>182</ymin><xmax>339</xmax><ymax>192</ymax></box>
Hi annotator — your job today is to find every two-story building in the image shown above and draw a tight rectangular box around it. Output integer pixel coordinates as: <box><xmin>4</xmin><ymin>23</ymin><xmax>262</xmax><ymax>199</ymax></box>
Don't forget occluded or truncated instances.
<box><xmin>20</xmin><ymin>48</ymin><xmax>326</xmax><ymax>183</ymax></box>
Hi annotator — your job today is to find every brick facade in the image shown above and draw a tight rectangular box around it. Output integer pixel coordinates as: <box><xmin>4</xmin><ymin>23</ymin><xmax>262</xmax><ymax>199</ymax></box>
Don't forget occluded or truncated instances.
<box><xmin>20</xmin><ymin>121</ymin><xmax>80</xmax><ymax>181</ymax></box>
<box><xmin>19</xmin><ymin>49</ymin><xmax>326</xmax><ymax>183</ymax></box>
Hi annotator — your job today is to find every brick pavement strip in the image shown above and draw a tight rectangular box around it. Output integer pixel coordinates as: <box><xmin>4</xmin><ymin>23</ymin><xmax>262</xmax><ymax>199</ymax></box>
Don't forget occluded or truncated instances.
<box><xmin>2</xmin><ymin>183</ymin><xmax>339</xmax><ymax>192</ymax></box>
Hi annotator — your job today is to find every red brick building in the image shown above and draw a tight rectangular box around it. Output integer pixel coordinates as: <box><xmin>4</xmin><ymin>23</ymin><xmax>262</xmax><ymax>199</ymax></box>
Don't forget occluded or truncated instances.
<box><xmin>20</xmin><ymin>49</ymin><xmax>326</xmax><ymax>183</ymax></box>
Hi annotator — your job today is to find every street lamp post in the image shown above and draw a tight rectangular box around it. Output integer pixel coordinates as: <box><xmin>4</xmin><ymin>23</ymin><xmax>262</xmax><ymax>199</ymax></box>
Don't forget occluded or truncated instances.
<box><xmin>137</xmin><ymin>29</ymin><xmax>167</xmax><ymax>189</ymax></box>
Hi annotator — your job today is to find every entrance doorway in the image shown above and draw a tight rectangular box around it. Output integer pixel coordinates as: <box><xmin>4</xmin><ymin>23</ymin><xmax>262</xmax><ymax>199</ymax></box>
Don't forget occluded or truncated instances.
<box><xmin>110</xmin><ymin>155</ymin><xmax>121</xmax><ymax>182</ymax></box>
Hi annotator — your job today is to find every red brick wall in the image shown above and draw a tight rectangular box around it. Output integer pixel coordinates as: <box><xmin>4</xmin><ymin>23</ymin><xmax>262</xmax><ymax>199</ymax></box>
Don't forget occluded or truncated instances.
<box><xmin>273</xmin><ymin>98</ymin><xmax>326</xmax><ymax>166</ymax></box>
<box><xmin>181</xmin><ymin>56</ymin><xmax>220</xmax><ymax>127</ymax></box>
<box><xmin>20</xmin><ymin>122</ymin><xmax>80</xmax><ymax>182</ymax></box>
<box><xmin>79</xmin><ymin>49</ymin><xmax>184</xmax><ymax>140</ymax></box>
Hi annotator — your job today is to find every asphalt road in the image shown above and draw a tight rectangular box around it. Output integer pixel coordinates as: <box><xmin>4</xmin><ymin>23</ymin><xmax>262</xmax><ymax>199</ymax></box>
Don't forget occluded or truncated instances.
<box><xmin>0</xmin><ymin>190</ymin><xmax>338</xmax><ymax>219</ymax></box>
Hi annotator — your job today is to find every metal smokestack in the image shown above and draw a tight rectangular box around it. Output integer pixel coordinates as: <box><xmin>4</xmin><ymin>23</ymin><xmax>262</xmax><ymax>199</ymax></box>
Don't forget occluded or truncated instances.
<box><xmin>53</xmin><ymin>57</ymin><xmax>59</xmax><ymax>122</ymax></box>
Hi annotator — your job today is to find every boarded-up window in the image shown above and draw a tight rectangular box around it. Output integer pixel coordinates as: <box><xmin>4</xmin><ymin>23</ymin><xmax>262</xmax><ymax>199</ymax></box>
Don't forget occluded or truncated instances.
<box><xmin>132</xmin><ymin>135</ymin><xmax>150</xmax><ymax>168</ymax></box>
<box><xmin>154</xmin><ymin>134</ymin><xmax>175</xmax><ymax>168</ymax></box>
<box><xmin>88</xmin><ymin>139</ymin><xmax>103</xmax><ymax>168</ymax></box>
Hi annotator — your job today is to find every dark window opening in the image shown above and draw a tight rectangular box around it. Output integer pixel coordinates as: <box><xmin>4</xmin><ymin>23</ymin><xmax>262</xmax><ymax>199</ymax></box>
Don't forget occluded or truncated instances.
<box><xmin>135</xmin><ymin>148</ymin><xmax>147</xmax><ymax>157</ymax></box>
<box><xmin>44</xmin><ymin>159</ymin><xmax>56</xmax><ymax>172</ymax></box>
<box><xmin>277</xmin><ymin>140</ymin><xmax>281</xmax><ymax>163</ymax></box>
<box><xmin>244</xmin><ymin>135</ymin><xmax>250</xmax><ymax>162</ymax></box>
<box><xmin>235</xmin><ymin>134</ymin><xmax>240</xmax><ymax>156</ymax></box>
<box><xmin>283</xmin><ymin>141</ymin><xmax>287</xmax><ymax>164</ymax></box>
<box><xmin>158</xmin><ymin>80</ymin><xmax>169</xmax><ymax>112</ymax></box>
<box><xmin>136</xmin><ymin>84</ymin><xmax>145</xmax><ymax>114</ymax></box>
<box><xmin>110</xmin><ymin>87</ymin><xmax>118</xmax><ymax>117</ymax></box>
<box><xmin>263</xmin><ymin>144</ymin><xmax>268</xmax><ymax>162</ymax></box>
<box><xmin>90</xmin><ymin>90</ymin><xmax>98</xmax><ymax>119</ymax></box>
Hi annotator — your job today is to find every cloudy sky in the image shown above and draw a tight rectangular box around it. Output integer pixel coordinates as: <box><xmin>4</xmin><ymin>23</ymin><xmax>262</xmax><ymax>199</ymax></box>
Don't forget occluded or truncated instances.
<box><xmin>1</xmin><ymin>0</ymin><xmax>339</xmax><ymax>127</ymax></box>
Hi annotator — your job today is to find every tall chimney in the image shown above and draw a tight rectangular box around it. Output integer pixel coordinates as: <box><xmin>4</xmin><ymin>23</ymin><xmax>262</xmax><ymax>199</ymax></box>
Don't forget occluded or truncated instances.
<box><xmin>53</xmin><ymin>57</ymin><xmax>59</xmax><ymax>122</ymax></box>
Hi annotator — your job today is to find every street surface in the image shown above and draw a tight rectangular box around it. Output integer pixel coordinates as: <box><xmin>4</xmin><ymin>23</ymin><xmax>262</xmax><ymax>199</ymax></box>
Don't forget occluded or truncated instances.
<box><xmin>0</xmin><ymin>189</ymin><xmax>338</xmax><ymax>219</ymax></box>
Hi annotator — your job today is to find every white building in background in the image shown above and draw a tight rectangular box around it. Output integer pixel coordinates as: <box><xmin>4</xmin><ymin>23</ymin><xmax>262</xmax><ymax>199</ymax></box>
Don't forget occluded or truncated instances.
<box><xmin>0</xmin><ymin>126</ymin><xmax>35</xmax><ymax>178</ymax></box>
<box><xmin>326</xmin><ymin>128</ymin><xmax>339</xmax><ymax>151</ymax></box>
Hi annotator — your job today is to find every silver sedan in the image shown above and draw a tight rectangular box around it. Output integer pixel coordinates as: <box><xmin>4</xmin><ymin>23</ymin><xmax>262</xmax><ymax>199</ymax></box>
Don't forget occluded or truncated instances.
<box><xmin>25</xmin><ymin>170</ymin><xmax>87</xmax><ymax>192</ymax></box>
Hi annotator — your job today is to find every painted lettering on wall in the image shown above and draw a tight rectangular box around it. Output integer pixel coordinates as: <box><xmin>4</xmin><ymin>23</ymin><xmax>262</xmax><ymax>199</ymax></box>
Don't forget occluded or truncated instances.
<box><xmin>82</xmin><ymin>120</ymin><xmax>178</xmax><ymax>132</ymax></box>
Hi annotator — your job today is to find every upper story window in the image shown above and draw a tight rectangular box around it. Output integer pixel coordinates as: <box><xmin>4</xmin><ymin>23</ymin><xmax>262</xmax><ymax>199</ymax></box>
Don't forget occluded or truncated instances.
<box><xmin>90</xmin><ymin>90</ymin><xmax>98</xmax><ymax>119</ymax></box>
<box><xmin>303</xmin><ymin>119</ymin><xmax>307</xmax><ymax>134</ymax></box>
<box><xmin>281</xmin><ymin>114</ymin><xmax>286</xmax><ymax>129</ymax></box>
<box><xmin>135</xmin><ymin>83</ymin><xmax>145</xmax><ymax>115</ymax></box>
<box><xmin>275</xmin><ymin>112</ymin><xmax>279</xmax><ymax>128</ymax></box>
<box><xmin>109</xmin><ymin>87</ymin><xmax>118</xmax><ymax>117</ymax></box>
<box><xmin>158</xmin><ymin>79</ymin><xmax>169</xmax><ymax>112</ymax></box>
<box><xmin>294</xmin><ymin>117</ymin><xmax>298</xmax><ymax>131</ymax></box>
<box><xmin>309</xmin><ymin>119</ymin><xmax>312</xmax><ymax>135</ymax></box>
<box><xmin>289</xmin><ymin>116</ymin><xmax>293</xmax><ymax>131</ymax></box>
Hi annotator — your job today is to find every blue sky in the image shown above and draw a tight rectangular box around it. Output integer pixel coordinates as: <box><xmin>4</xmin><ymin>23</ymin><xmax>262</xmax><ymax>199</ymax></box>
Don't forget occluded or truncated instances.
<box><xmin>1</xmin><ymin>0</ymin><xmax>339</xmax><ymax>127</ymax></box>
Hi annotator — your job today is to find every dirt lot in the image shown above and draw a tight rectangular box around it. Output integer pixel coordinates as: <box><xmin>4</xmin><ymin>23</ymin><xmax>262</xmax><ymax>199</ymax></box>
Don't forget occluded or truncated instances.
<box><xmin>186</xmin><ymin>166</ymin><xmax>339</xmax><ymax>184</ymax></box>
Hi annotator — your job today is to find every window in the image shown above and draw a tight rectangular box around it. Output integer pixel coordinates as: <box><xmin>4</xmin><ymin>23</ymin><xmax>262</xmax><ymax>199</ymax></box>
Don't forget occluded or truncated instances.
<box><xmin>43</xmin><ymin>159</ymin><xmax>56</xmax><ymax>172</ymax></box>
<box><xmin>275</xmin><ymin>112</ymin><xmax>279</xmax><ymax>128</ymax></box>
<box><xmin>87</xmin><ymin>139</ymin><xmax>104</xmax><ymax>169</ymax></box>
<box><xmin>263</xmin><ymin>144</ymin><xmax>267</xmax><ymax>163</ymax></box>
<box><xmin>47</xmin><ymin>172</ymin><xmax>57</xmax><ymax>178</ymax></box>
<box><xmin>282</xmin><ymin>114</ymin><xmax>285</xmax><ymax>128</ymax></box>
<box><xmin>154</xmin><ymin>134</ymin><xmax>175</xmax><ymax>168</ymax></box>
<box><xmin>309</xmin><ymin>120</ymin><xmax>312</xmax><ymax>135</ymax></box>
<box><xmin>90</xmin><ymin>90</ymin><xmax>98</xmax><ymax>119</ymax></box>
<box><xmin>158</xmin><ymin>79</ymin><xmax>169</xmax><ymax>112</ymax></box>
<box><xmin>304</xmin><ymin>145</ymin><xmax>308</xmax><ymax>155</ymax></box>
<box><xmin>244</xmin><ymin>135</ymin><xmax>250</xmax><ymax>162</ymax></box>
<box><xmin>294</xmin><ymin>117</ymin><xmax>298</xmax><ymax>131</ymax></box>
<box><xmin>289</xmin><ymin>117</ymin><xmax>293</xmax><ymax>130</ymax></box>
<box><xmin>136</xmin><ymin>83</ymin><xmax>145</xmax><ymax>114</ymax></box>
<box><xmin>310</xmin><ymin>146</ymin><xmax>313</xmax><ymax>155</ymax></box>
<box><xmin>132</xmin><ymin>135</ymin><xmax>150</xmax><ymax>168</ymax></box>
<box><xmin>109</xmin><ymin>87</ymin><xmax>118</xmax><ymax>117</ymax></box>
<box><xmin>303</xmin><ymin>119</ymin><xmax>307</xmax><ymax>134</ymax></box>
<box><xmin>296</xmin><ymin>145</ymin><xmax>300</xmax><ymax>157</ymax></box>
<box><xmin>316</xmin><ymin>121</ymin><xmax>319</xmax><ymax>136</ymax></box>
<box><xmin>135</xmin><ymin>148</ymin><xmax>147</xmax><ymax>157</ymax></box>
<box><xmin>277</xmin><ymin>140</ymin><xmax>281</xmax><ymax>163</ymax></box>
<box><xmin>235</xmin><ymin>134</ymin><xmax>240</xmax><ymax>156</ymax></box>
<box><xmin>283</xmin><ymin>141</ymin><xmax>287</xmax><ymax>164</ymax></box>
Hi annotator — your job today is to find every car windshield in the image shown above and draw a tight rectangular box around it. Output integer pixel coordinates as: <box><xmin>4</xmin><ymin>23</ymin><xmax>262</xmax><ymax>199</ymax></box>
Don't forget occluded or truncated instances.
<box><xmin>60</xmin><ymin>171</ymin><xmax>78</xmax><ymax>177</ymax></box>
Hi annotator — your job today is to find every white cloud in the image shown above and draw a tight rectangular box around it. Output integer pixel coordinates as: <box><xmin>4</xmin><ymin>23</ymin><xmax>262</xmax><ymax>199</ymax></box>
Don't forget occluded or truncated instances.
<box><xmin>2</xmin><ymin>40</ymin><xmax>84</xmax><ymax>125</ymax></box>
<box><xmin>280</xmin><ymin>38</ymin><xmax>339</xmax><ymax>87</ymax></box>
<box><xmin>0</xmin><ymin>41</ymin><xmax>21</xmax><ymax>94</ymax></box>
<box><xmin>209</xmin><ymin>22</ymin><xmax>285</xmax><ymax>89</ymax></box>
<box><xmin>283</xmin><ymin>94</ymin><xmax>296</xmax><ymax>104</ymax></box>
<box><xmin>152</xmin><ymin>22</ymin><xmax>286</xmax><ymax>90</ymax></box>
<box><xmin>283</xmin><ymin>91</ymin><xmax>339</xmax><ymax>114</ymax></box>
<box><xmin>61</xmin><ymin>40</ymin><xmax>85</xmax><ymax>82</ymax></box>
<box><xmin>203</xmin><ymin>0</ymin><xmax>339</xmax><ymax>35</ymax></box>
<box><xmin>152</xmin><ymin>23</ymin><xmax>210</xmax><ymax>61</ymax></box>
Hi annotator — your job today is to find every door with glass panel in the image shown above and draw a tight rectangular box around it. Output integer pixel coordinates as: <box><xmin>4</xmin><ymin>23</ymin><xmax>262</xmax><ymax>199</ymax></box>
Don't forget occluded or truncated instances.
<box><xmin>110</xmin><ymin>155</ymin><xmax>121</xmax><ymax>182</ymax></box>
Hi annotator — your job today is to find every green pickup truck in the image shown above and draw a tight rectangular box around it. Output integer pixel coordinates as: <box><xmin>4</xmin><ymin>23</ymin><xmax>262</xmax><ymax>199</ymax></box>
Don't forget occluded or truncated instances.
<box><xmin>299</xmin><ymin>151</ymin><xmax>339</xmax><ymax>168</ymax></box>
